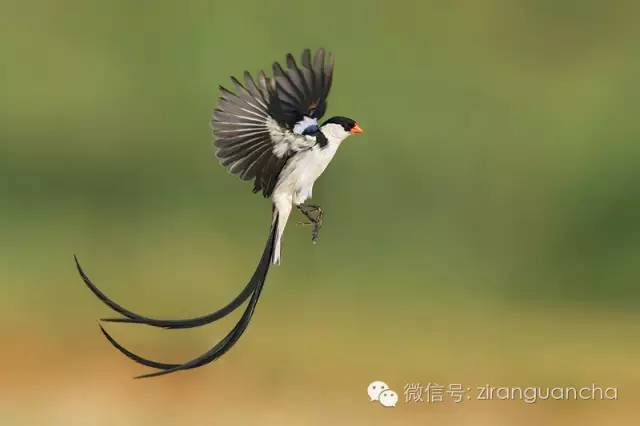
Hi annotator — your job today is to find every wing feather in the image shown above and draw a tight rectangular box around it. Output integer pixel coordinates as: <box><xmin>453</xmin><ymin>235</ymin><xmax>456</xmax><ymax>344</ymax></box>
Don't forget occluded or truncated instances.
<box><xmin>212</xmin><ymin>49</ymin><xmax>335</xmax><ymax>197</ymax></box>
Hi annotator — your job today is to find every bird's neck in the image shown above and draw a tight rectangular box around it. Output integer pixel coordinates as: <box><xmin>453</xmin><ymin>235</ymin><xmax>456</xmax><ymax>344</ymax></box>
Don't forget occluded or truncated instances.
<box><xmin>319</xmin><ymin>124</ymin><xmax>349</xmax><ymax>145</ymax></box>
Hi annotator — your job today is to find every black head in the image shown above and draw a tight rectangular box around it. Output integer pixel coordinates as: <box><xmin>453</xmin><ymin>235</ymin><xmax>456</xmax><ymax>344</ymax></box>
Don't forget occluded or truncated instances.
<box><xmin>322</xmin><ymin>116</ymin><xmax>363</xmax><ymax>134</ymax></box>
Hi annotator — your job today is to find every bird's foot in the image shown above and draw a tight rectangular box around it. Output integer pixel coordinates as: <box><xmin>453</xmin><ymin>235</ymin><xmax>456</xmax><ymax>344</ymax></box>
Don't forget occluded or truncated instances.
<box><xmin>297</xmin><ymin>204</ymin><xmax>323</xmax><ymax>244</ymax></box>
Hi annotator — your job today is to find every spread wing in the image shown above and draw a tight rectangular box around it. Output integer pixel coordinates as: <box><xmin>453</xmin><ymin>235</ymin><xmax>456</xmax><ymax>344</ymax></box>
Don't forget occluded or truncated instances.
<box><xmin>272</xmin><ymin>48</ymin><xmax>335</xmax><ymax>127</ymax></box>
<box><xmin>212</xmin><ymin>48</ymin><xmax>335</xmax><ymax>197</ymax></box>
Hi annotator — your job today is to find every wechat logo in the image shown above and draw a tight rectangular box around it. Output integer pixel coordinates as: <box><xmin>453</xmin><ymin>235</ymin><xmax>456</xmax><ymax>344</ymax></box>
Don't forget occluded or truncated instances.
<box><xmin>368</xmin><ymin>380</ymin><xmax>399</xmax><ymax>407</ymax></box>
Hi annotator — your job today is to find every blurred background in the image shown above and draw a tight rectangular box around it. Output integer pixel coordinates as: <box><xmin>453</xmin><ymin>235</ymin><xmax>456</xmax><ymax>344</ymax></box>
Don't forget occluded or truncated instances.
<box><xmin>1</xmin><ymin>0</ymin><xmax>639</xmax><ymax>424</ymax></box>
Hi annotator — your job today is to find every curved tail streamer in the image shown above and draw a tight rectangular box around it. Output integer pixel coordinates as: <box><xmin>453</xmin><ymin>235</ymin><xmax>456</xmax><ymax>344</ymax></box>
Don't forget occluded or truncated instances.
<box><xmin>75</xmin><ymin>217</ymin><xmax>277</xmax><ymax>329</ymax></box>
<box><xmin>77</xmin><ymin>215</ymin><xmax>278</xmax><ymax>377</ymax></box>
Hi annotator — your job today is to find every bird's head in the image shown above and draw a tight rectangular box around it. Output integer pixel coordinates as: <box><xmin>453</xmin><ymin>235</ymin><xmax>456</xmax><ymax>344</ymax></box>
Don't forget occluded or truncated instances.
<box><xmin>320</xmin><ymin>116</ymin><xmax>363</xmax><ymax>141</ymax></box>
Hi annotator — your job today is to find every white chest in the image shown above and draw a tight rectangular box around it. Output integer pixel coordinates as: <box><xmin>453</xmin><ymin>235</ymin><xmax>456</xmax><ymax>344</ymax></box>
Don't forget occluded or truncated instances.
<box><xmin>274</xmin><ymin>140</ymin><xmax>341</xmax><ymax>202</ymax></box>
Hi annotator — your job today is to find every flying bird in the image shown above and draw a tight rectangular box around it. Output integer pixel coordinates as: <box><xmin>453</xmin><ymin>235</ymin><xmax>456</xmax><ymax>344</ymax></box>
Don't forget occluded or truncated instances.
<box><xmin>75</xmin><ymin>48</ymin><xmax>363</xmax><ymax>378</ymax></box>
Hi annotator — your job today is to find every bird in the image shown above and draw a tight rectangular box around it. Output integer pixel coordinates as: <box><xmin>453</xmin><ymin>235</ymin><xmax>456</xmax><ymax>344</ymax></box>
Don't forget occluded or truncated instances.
<box><xmin>75</xmin><ymin>48</ymin><xmax>363</xmax><ymax>378</ymax></box>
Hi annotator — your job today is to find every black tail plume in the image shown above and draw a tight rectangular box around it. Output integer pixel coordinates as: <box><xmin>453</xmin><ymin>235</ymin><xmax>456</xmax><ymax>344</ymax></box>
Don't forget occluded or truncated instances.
<box><xmin>86</xmin><ymin>216</ymin><xmax>278</xmax><ymax>377</ymax></box>
<box><xmin>75</xmin><ymin>219</ymin><xmax>276</xmax><ymax>329</ymax></box>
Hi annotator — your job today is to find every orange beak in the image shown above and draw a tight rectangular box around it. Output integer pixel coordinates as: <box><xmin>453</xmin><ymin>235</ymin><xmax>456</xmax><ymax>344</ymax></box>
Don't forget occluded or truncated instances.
<box><xmin>351</xmin><ymin>123</ymin><xmax>364</xmax><ymax>134</ymax></box>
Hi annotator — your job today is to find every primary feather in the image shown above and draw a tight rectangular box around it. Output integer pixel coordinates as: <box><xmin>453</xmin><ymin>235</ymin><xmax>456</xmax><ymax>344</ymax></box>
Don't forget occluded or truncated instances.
<box><xmin>212</xmin><ymin>48</ymin><xmax>335</xmax><ymax>197</ymax></box>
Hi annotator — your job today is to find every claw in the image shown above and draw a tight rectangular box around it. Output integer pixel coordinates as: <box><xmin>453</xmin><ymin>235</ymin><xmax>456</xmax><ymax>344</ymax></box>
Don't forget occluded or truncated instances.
<box><xmin>296</xmin><ymin>204</ymin><xmax>324</xmax><ymax>244</ymax></box>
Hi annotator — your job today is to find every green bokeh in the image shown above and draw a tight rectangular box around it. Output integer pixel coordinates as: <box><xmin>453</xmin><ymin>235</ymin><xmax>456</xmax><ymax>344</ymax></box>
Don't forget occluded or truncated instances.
<box><xmin>1</xmin><ymin>1</ymin><xmax>639</xmax><ymax>424</ymax></box>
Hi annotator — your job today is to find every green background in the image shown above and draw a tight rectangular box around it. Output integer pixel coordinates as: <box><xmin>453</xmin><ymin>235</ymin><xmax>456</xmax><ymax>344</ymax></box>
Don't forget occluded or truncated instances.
<box><xmin>1</xmin><ymin>1</ymin><xmax>638</xmax><ymax>424</ymax></box>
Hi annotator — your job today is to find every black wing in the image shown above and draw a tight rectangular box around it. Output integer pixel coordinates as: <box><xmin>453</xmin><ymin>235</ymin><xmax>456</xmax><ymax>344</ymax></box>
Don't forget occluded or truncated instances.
<box><xmin>213</xmin><ymin>70</ymin><xmax>288</xmax><ymax>197</ymax></box>
<box><xmin>272</xmin><ymin>48</ymin><xmax>335</xmax><ymax>128</ymax></box>
<box><xmin>212</xmin><ymin>49</ymin><xmax>335</xmax><ymax>197</ymax></box>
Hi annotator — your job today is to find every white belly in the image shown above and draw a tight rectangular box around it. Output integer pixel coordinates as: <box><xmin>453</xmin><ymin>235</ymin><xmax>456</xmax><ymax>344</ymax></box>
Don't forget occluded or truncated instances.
<box><xmin>269</xmin><ymin>138</ymin><xmax>343</xmax><ymax>265</ymax></box>
<box><xmin>273</xmin><ymin>140</ymin><xmax>341</xmax><ymax>205</ymax></box>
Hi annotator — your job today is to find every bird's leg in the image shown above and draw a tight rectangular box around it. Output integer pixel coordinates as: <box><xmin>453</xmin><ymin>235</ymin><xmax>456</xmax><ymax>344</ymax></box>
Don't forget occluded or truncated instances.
<box><xmin>297</xmin><ymin>203</ymin><xmax>323</xmax><ymax>244</ymax></box>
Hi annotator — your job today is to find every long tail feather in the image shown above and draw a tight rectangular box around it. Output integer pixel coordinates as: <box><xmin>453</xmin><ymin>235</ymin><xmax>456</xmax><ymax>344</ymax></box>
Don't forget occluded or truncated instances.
<box><xmin>95</xmin><ymin>215</ymin><xmax>278</xmax><ymax>377</ymax></box>
<box><xmin>99</xmin><ymin>325</ymin><xmax>179</xmax><ymax>370</ymax></box>
<box><xmin>75</xmin><ymin>222</ymin><xmax>274</xmax><ymax>329</ymax></box>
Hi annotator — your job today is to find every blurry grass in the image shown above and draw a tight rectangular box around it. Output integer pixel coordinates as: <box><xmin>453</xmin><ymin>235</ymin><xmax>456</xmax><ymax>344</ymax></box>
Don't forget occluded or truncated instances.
<box><xmin>1</xmin><ymin>0</ymin><xmax>640</xmax><ymax>424</ymax></box>
<box><xmin>1</xmin><ymin>298</ymin><xmax>638</xmax><ymax>426</ymax></box>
